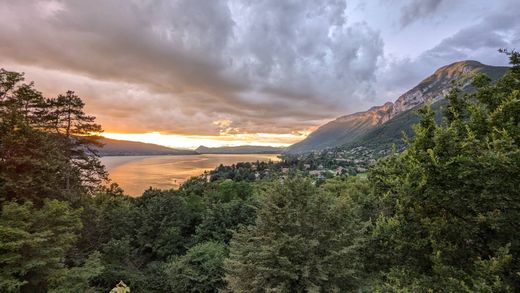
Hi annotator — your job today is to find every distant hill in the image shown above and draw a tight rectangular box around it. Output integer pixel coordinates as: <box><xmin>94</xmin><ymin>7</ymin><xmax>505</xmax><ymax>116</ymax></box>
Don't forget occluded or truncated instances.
<box><xmin>286</xmin><ymin>60</ymin><xmax>509</xmax><ymax>154</ymax></box>
<box><xmin>285</xmin><ymin>102</ymin><xmax>393</xmax><ymax>153</ymax></box>
<box><xmin>96</xmin><ymin>138</ymin><xmax>198</xmax><ymax>156</ymax></box>
<box><xmin>196</xmin><ymin>145</ymin><xmax>284</xmax><ymax>154</ymax></box>
<box><xmin>95</xmin><ymin>138</ymin><xmax>284</xmax><ymax>156</ymax></box>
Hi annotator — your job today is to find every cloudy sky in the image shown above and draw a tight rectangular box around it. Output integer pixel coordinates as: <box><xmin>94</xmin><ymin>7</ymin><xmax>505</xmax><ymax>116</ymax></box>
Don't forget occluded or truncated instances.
<box><xmin>1</xmin><ymin>0</ymin><xmax>518</xmax><ymax>148</ymax></box>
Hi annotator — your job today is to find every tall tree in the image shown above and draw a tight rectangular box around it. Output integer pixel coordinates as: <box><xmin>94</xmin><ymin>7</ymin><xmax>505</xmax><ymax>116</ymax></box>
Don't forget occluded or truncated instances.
<box><xmin>368</xmin><ymin>50</ymin><xmax>520</xmax><ymax>291</ymax></box>
<box><xmin>0</xmin><ymin>200</ymin><xmax>83</xmax><ymax>292</ymax></box>
<box><xmin>0</xmin><ymin>70</ymin><xmax>67</xmax><ymax>204</ymax></box>
<box><xmin>225</xmin><ymin>177</ymin><xmax>367</xmax><ymax>292</ymax></box>
<box><xmin>47</xmin><ymin>91</ymin><xmax>107</xmax><ymax>194</ymax></box>
<box><xmin>0</xmin><ymin>70</ymin><xmax>107</xmax><ymax>203</ymax></box>
<box><xmin>164</xmin><ymin>241</ymin><xmax>227</xmax><ymax>292</ymax></box>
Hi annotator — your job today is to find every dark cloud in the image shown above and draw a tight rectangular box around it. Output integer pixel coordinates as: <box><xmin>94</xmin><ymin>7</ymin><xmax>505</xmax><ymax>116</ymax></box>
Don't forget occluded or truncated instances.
<box><xmin>399</xmin><ymin>0</ymin><xmax>445</xmax><ymax>28</ymax></box>
<box><xmin>0</xmin><ymin>0</ymin><xmax>383</xmax><ymax>135</ymax></box>
<box><xmin>375</xmin><ymin>4</ymin><xmax>520</xmax><ymax>103</ymax></box>
<box><xmin>422</xmin><ymin>9</ymin><xmax>519</xmax><ymax>64</ymax></box>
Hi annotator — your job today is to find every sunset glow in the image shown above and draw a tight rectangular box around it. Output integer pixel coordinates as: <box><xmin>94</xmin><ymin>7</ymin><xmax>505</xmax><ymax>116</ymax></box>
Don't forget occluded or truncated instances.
<box><xmin>102</xmin><ymin>131</ymin><xmax>309</xmax><ymax>149</ymax></box>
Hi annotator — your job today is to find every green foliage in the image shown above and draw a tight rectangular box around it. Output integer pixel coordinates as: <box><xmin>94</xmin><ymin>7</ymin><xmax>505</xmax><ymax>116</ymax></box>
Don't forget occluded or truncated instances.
<box><xmin>134</xmin><ymin>189</ymin><xmax>199</xmax><ymax>259</ymax></box>
<box><xmin>194</xmin><ymin>198</ymin><xmax>256</xmax><ymax>244</ymax></box>
<box><xmin>46</xmin><ymin>90</ymin><xmax>107</xmax><ymax>194</ymax></box>
<box><xmin>0</xmin><ymin>69</ymin><xmax>106</xmax><ymax>204</ymax></box>
<box><xmin>319</xmin><ymin>176</ymin><xmax>376</xmax><ymax>221</ymax></box>
<box><xmin>165</xmin><ymin>241</ymin><xmax>227</xmax><ymax>292</ymax></box>
<box><xmin>0</xmin><ymin>200</ymin><xmax>82</xmax><ymax>292</ymax></box>
<box><xmin>225</xmin><ymin>177</ymin><xmax>367</xmax><ymax>292</ymax></box>
<box><xmin>0</xmin><ymin>119</ymin><xmax>66</xmax><ymax>203</ymax></box>
<box><xmin>208</xmin><ymin>161</ymin><xmax>275</xmax><ymax>182</ymax></box>
<box><xmin>194</xmin><ymin>180</ymin><xmax>256</xmax><ymax>244</ymax></box>
<box><xmin>73</xmin><ymin>192</ymin><xmax>135</xmax><ymax>256</ymax></box>
<box><xmin>48</xmin><ymin>251</ymin><xmax>104</xmax><ymax>293</ymax></box>
<box><xmin>0</xmin><ymin>70</ymin><xmax>65</xmax><ymax>203</ymax></box>
<box><xmin>368</xmin><ymin>50</ymin><xmax>520</xmax><ymax>290</ymax></box>
<box><xmin>97</xmin><ymin>237</ymin><xmax>147</xmax><ymax>291</ymax></box>
<box><xmin>55</xmin><ymin>178</ymin><xmax>259</xmax><ymax>292</ymax></box>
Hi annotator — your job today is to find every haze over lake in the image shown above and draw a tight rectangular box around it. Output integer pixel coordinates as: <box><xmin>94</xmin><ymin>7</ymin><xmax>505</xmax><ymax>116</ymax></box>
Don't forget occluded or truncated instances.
<box><xmin>101</xmin><ymin>154</ymin><xmax>280</xmax><ymax>196</ymax></box>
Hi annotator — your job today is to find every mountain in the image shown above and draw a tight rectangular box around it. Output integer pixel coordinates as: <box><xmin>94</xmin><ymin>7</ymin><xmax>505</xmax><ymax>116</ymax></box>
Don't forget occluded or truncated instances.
<box><xmin>286</xmin><ymin>60</ymin><xmax>509</xmax><ymax>154</ymax></box>
<box><xmin>96</xmin><ymin>138</ymin><xmax>198</xmax><ymax>156</ymax></box>
<box><xmin>195</xmin><ymin>145</ymin><xmax>284</xmax><ymax>154</ymax></box>
<box><xmin>285</xmin><ymin>103</ymin><xmax>393</xmax><ymax>153</ymax></box>
<box><xmin>95</xmin><ymin>138</ymin><xmax>283</xmax><ymax>156</ymax></box>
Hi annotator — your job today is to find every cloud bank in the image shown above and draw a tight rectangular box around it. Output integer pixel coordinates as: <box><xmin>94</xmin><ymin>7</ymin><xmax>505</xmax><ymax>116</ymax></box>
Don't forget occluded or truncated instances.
<box><xmin>0</xmin><ymin>0</ymin><xmax>517</xmax><ymax>142</ymax></box>
<box><xmin>0</xmin><ymin>0</ymin><xmax>383</xmax><ymax>136</ymax></box>
<box><xmin>375</xmin><ymin>0</ymin><xmax>520</xmax><ymax>102</ymax></box>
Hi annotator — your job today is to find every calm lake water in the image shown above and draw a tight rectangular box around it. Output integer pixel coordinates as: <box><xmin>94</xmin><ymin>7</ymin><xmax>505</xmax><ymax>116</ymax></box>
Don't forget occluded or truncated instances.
<box><xmin>101</xmin><ymin>154</ymin><xmax>281</xmax><ymax>196</ymax></box>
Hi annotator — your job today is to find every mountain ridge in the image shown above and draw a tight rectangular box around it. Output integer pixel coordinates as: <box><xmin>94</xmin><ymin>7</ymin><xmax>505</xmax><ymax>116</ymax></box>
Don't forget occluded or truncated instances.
<box><xmin>195</xmin><ymin>145</ymin><xmax>284</xmax><ymax>154</ymax></box>
<box><xmin>96</xmin><ymin>138</ymin><xmax>198</xmax><ymax>156</ymax></box>
<box><xmin>286</xmin><ymin>60</ymin><xmax>509</xmax><ymax>154</ymax></box>
<box><xmin>96</xmin><ymin>138</ymin><xmax>284</xmax><ymax>156</ymax></box>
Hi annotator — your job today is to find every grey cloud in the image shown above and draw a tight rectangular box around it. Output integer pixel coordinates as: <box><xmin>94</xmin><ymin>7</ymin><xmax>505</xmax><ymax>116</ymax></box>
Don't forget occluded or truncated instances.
<box><xmin>376</xmin><ymin>5</ymin><xmax>520</xmax><ymax>104</ymax></box>
<box><xmin>422</xmin><ymin>10</ymin><xmax>519</xmax><ymax>64</ymax></box>
<box><xmin>227</xmin><ymin>0</ymin><xmax>382</xmax><ymax>106</ymax></box>
<box><xmin>400</xmin><ymin>0</ymin><xmax>445</xmax><ymax>28</ymax></box>
<box><xmin>0</xmin><ymin>0</ymin><xmax>384</xmax><ymax>135</ymax></box>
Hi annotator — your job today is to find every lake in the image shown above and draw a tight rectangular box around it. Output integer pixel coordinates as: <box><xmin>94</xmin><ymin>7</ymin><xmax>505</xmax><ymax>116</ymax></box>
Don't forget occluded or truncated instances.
<box><xmin>100</xmin><ymin>154</ymin><xmax>281</xmax><ymax>196</ymax></box>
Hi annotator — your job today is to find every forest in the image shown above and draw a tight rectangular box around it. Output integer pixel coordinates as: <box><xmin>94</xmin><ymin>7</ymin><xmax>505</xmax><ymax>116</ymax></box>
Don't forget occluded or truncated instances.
<box><xmin>0</xmin><ymin>51</ymin><xmax>519</xmax><ymax>292</ymax></box>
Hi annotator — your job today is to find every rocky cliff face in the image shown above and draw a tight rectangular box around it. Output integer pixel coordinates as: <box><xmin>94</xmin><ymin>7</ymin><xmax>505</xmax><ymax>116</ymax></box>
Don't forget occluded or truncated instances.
<box><xmin>286</xmin><ymin>60</ymin><xmax>509</xmax><ymax>154</ymax></box>
<box><xmin>390</xmin><ymin>60</ymin><xmax>486</xmax><ymax>117</ymax></box>
<box><xmin>333</xmin><ymin>102</ymin><xmax>393</xmax><ymax>126</ymax></box>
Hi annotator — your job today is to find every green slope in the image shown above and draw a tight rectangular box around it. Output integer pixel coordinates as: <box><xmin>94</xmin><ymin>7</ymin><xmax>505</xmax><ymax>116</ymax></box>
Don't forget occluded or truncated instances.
<box><xmin>353</xmin><ymin>62</ymin><xmax>508</xmax><ymax>149</ymax></box>
<box><xmin>286</xmin><ymin>103</ymin><xmax>392</xmax><ymax>153</ymax></box>
<box><xmin>286</xmin><ymin>60</ymin><xmax>509</xmax><ymax>154</ymax></box>
<box><xmin>352</xmin><ymin>100</ymin><xmax>446</xmax><ymax>149</ymax></box>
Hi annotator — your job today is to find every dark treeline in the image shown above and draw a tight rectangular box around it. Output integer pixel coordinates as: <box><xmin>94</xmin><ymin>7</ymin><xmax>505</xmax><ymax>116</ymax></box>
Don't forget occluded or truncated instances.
<box><xmin>0</xmin><ymin>70</ymin><xmax>106</xmax><ymax>204</ymax></box>
<box><xmin>0</xmin><ymin>51</ymin><xmax>519</xmax><ymax>292</ymax></box>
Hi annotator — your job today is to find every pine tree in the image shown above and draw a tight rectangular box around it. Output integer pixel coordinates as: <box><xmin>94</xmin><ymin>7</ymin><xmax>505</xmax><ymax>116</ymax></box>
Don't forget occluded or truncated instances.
<box><xmin>225</xmin><ymin>177</ymin><xmax>367</xmax><ymax>292</ymax></box>
<box><xmin>47</xmin><ymin>90</ymin><xmax>107</xmax><ymax>194</ymax></box>
<box><xmin>0</xmin><ymin>70</ymin><xmax>67</xmax><ymax>203</ymax></box>
<box><xmin>0</xmin><ymin>200</ymin><xmax>83</xmax><ymax>292</ymax></box>
<box><xmin>164</xmin><ymin>241</ymin><xmax>227</xmax><ymax>292</ymax></box>
<box><xmin>0</xmin><ymin>70</ymin><xmax>107</xmax><ymax>203</ymax></box>
<box><xmin>369</xmin><ymin>50</ymin><xmax>520</xmax><ymax>291</ymax></box>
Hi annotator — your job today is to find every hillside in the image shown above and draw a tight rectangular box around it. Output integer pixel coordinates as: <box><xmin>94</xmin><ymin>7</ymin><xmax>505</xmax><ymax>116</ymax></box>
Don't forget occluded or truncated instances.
<box><xmin>95</xmin><ymin>139</ymin><xmax>284</xmax><ymax>156</ymax></box>
<box><xmin>351</xmin><ymin>99</ymin><xmax>446</xmax><ymax>149</ymax></box>
<box><xmin>96</xmin><ymin>138</ymin><xmax>198</xmax><ymax>156</ymax></box>
<box><xmin>285</xmin><ymin>103</ymin><xmax>393</xmax><ymax>153</ymax></box>
<box><xmin>196</xmin><ymin>145</ymin><xmax>284</xmax><ymax>154</ymax></box>
<box><xmin>286</xmin><ymin>60</ymin><xmax>509</xmax><ymax>154</ymax></box>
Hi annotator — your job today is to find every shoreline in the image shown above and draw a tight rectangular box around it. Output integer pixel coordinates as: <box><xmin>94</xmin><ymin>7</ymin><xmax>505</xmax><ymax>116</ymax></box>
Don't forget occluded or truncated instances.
<box><xmin>100</xmin><ymin>152</ymin><xmax>282</xmax><ymax>157</ymax></box>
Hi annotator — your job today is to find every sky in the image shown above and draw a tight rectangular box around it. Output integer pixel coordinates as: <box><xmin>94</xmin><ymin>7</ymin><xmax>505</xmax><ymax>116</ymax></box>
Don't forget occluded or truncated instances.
<box><xmin>1</xmin><ymin>0</ymin><xmax>518</xmax><ymax>148</ymax></box>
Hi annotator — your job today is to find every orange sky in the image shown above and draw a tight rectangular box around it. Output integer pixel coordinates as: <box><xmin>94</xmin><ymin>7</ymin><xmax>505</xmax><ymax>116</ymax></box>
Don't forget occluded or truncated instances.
<box><xmin>102</xmin><ymin>131</ymin><xmax>310</xmax><ymax>149</ymax></box>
